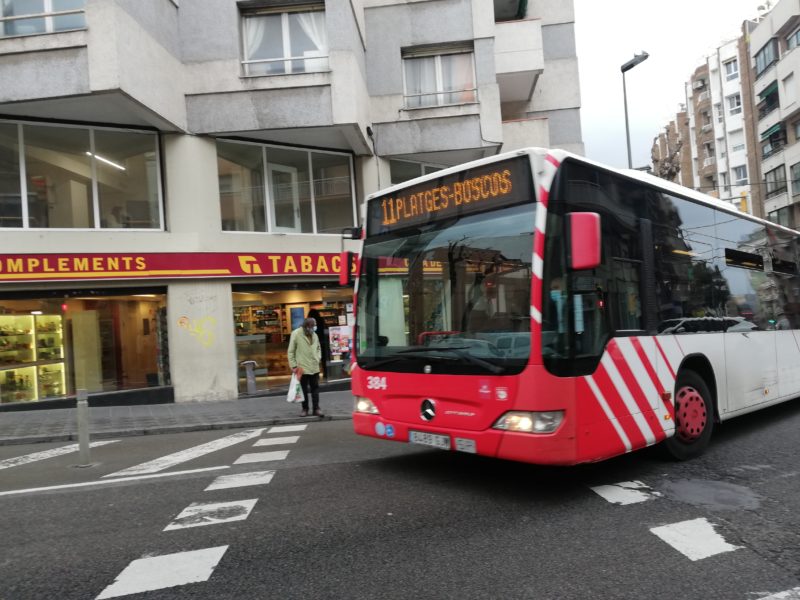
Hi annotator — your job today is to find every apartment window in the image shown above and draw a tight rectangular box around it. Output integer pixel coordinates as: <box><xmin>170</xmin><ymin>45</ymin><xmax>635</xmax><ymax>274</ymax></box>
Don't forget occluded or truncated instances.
<box><xmin>769</xmin><ymin>206</ymin><xmax>792</xmax><ymax>228</ymax></box>
<box><xmin>403</xmin><ymin>47</ymin><xmax>476</xmax><ymax>108</ymax></box>
<box><xmin>389</xmin><ymin>160</ymin><xmax>443</xmax><ymax>185</ymax></box>
<box><xmin>758</xmin><ymin>81</ymin><xmax>780</xmax><ymax>119</ymax></box>
<box><xmin>765</xmin><ymin>166</ymin><xmax>787</xmax><ymax>198</ymax></box>
<box><xmin>733</xmin><ymin>165</ymin><xmax>748</xmax><ymax>186</ymax></box>
<box><xmin>724</xmin><ymin>59</ymin><xmax>739</xmax><ymax>81</ymax></box>
<box><xmin>727</xmin><ymin>93</ymin><xmax>742</xmax><ymax>115</ymax></box>
<box><xmin>788</xmin><ymin>28</ymin><xmax>800</xmax><ymax>51</ymax></box>
<box><xmin>732</xmin><ymin>143</ymin><xmax>745</xmax><ymax>153</ymax></box>
<box><xmin>0</xmin><ymin>120</ymin><xmax>161</xmax><ymax>230</ymax></box>
<box><xmin>241</xmin><ymin>6</ymin><xmax>328</xmax><ymax>76</ymax></box>
<box><xmin>755</xmin><ymin>38</ymin><xmax>778</xmax><ymax>78</ymax></box>
<box><xmin>0</xmin><ymin>0</ymin><xmax>85</xmax><ymax>38</ymax></box>
<box><xmin>216</xmin><ymin>140</ymin><xmax>355</xmax><ymax>234</ymax></box>
<box><xmin>791</xmin><ymin>162</ymin><xmax>800</xmax><ymax>196</ymax></box>
<box><xmin>761</xmin><ymin>124</ymin><xmax>786</xmax><ymax>158</ymax></box>
<box><xmin>714</xmin><ymin>103</ymin><xmax>723</xmax><ymax>123</ymax></box>
<box><xmin>783</xmin><ymin>73</ymin><xmax>796</xmax><ymax>106</ymax></box>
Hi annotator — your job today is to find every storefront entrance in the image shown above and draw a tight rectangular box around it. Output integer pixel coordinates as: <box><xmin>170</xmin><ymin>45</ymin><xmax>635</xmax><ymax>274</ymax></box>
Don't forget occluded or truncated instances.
<box><xmin>232</xmin><ymin>284</ymin><xmax>353</xmax><ymax>394</ymax></box>
<box><xmin>0</xmin><ymin>288</ymin><xmax>169</xmax><ymax>404</ymax></box>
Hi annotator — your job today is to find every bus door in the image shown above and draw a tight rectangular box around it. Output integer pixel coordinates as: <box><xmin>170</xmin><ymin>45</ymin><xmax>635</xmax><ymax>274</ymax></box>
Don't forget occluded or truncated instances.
<box><xmin>717</xmin><ymin>221</ymin><xmax>778</xmax><ymax>412</ymax></box>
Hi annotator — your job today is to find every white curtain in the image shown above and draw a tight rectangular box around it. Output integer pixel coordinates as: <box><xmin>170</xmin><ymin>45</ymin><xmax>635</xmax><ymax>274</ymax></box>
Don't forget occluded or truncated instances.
<box><xmin>441</xmin><ymin>53</ymin><xmax>475</xmax><ymax>104</ymax></box>
<box><xmin>244</xmin><ymin>16</ymin><xmax>267</xmax><ymax>74</ymax></box>
<box><xmin>296</xmin><ymin>11</ymin><xmax>327</xmax><ymax>53</ymax></box>
<box><xmin>405</xmin><ymin>56</ymin><xmax>436</xmax><ymax>108</ymax></box>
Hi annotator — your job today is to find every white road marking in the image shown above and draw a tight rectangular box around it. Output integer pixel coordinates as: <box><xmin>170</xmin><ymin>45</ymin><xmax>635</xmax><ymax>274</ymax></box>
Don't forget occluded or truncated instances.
<box><xmin>204</xmin><ymin>470</ymin><xmax>275</xmax><ymax>491</ymax></box>
<box><xmin>234</xmin><ymin>450</ymin><xmax>290</xmax><ymax>465</ymax></box>
<box><xmin>268</xmin><ymin>425</ymin><xmax>307</xmax><ymax>433</ymax></box>
<box><xmin>95</xmin><ymin>546</ymin><xmax>228</xmax><ymax>599</ymax></box>
<box><xmin>0</xmin><ymin>440</ymin><xmax>119</xmax><ymax>470</ymax></box>
<box><xmin>253</xmin><ymin>436</ymin><xmax>299</xmax><ymax>447</ymax></box>
<box><xmin>164</xmin><ymin>499</ymin><xmax>258</xmax><ymax>531</ymax></box>
<box><xmin>0</xmin><ymin>466</ymin><xmax>229</xmax><ymax>498</ymax></box>
<box><xmin>103</xmin><ymin>428</ymin><xmax>265</xmax><ymax>478</ymax></box>
<box><xmin>590</xmin><ymin>481</ymin><xmax>662</xmax><ymax>505</ymax></box>
<box><xmin>650</xmin><ymin>518</ymin><xmax>741</xmax><ymax>561</ymax></box>
<box><xmin>756</xmin><ymin>587</ymin><xmax>800</xmax><ymax>599</ymax></box>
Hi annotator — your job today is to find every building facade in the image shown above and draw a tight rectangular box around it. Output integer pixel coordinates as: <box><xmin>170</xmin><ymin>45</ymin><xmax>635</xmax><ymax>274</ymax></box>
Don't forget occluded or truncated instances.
<box><xmin>749</xmin><ymin>0</ymin><xmax>800</xmax><ymax>228</ymax></box>
<box><xmin>0</xmin><ymin>0</ymin><xmax>582</xmax><ymax>406</ymax></box>
<box><xmin>652</xmin><ymin>30</ymin><xmax>758</xmax><ymax>216</ymax></box>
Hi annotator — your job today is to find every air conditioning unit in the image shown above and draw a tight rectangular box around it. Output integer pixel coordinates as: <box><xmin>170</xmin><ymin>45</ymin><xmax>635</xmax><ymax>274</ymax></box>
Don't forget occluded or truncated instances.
<box><xmin>693</xmin><ymin>79</ymin><xmax>706</xmax><ymax>90</ymax></box>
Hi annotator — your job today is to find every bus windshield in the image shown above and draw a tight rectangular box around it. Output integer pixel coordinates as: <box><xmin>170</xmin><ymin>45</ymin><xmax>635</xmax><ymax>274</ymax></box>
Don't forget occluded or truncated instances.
<box><xmin>356</xmin><ymin>202</ymin><xmax>535</xmax><ymax>375</ymax></box>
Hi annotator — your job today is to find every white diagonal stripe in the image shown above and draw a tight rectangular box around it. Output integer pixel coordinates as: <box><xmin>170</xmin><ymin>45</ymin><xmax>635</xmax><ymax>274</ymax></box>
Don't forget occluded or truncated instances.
<box><xmin>253</xmin><ymin>436</ymin><xmax>299</xmax><ymax>447</ymax></box>
<box><xmin>757</xmin><ymin>587</ymin><xmax>800</xmax><ymax>599</ymax></box>
<box><xmin>640</xmin><ymin>336</ymin><xmax>676</xmax><ymax>401</ymax></box>
<box><xmin>590</xmin><ymin>480</ymin><xmax>662</xmax><ymax>505</ymax></box>
<box><xmin>205</xmin><ymin>470</ymin><xmax>275</xmax><ymax>491</ymax></box>
<box><xmin>532</xmin><ymin>254</ymin><xmax>543</xmax><ymax>279</ymax></box>
<box><xmin>103</xmin><ymin>429</ymin><xmax>264</xmax><ymax>478</ymax></box>
<box><xmin>268</xmin><ymin>425</ymin><xmax>307</xmax><ymax>433</ymax></box>
<box><xmin>585</xmin><ymin>375</ymin><xmax>632</xmax><ymax>452</ymax></box>
<box><xmin>601</xmin><ymin>353</ymin><xmax>657</xmax><ymax>445</ymax></box>
<box><xmin>0</xmin><ymin>440</ymin><xmax>119</xmax><ymax>470</ymax></box>
<box><xmin>535</xmin><ymin>203</ymin><xmax>547</xmax><ymax>234</ymax></box>
<box><xmin>657</xmin><ymin>335</ymin><xmax>684</xmax><ymax>374</ymax></box>
<box><xmin>650</xmin><ymin>518</ymin><xmax>741</xmax><ymax>561</ymax></box>
<box><xmin>531</xmin><ymin>305</ymin><xmax>542</xmax><ymax>324</ymax></box>
<box><xmin>164</xmin><ymin>499</ymin><xmax>258</xmax><ymax>531</ymax></box>
<box><xmin>234</xmin><ymin>450</ymin><xmax>290</xmax><ymax>464</ymax></box>
<box><xmin>96</xmin><ymin>546</ymin><xmax>228</xmax><ymax>599</ymax></box>
<box><xmin>616</xmin><ymin>338</ymin><xmax>672</xmax><ymax>434</ymax></box>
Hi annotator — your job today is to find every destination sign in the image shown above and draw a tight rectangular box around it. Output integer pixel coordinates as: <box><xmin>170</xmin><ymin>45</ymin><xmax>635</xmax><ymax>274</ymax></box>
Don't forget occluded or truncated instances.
<box><xmin>366</xmin><ymin>156</ymin><xmax>533</xmax><ymax>235</ymax></box>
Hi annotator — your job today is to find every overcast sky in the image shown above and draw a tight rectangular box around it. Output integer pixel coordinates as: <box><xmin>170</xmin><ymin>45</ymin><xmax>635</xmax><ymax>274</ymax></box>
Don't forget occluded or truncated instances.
<box><xmin>574</xmin><ymin>0</ymin><xmax>765</xmax><ymax>170</ymax></box>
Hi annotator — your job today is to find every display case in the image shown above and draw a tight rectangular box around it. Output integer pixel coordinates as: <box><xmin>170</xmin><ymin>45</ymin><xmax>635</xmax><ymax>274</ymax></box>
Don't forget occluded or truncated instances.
<box><xmin>234</xmin><ymin>304</ymin><xmax>283</xmax><ymax>342</ymax></box>
<box><xmin>0</xmin><ymin>314</ymin><xmax>66</xmax><ymax>403</ymax></box>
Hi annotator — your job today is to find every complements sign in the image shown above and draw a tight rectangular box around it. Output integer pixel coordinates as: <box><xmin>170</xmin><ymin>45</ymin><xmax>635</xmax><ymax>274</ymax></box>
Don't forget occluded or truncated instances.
<box><xmin>0</xmin><ymin>253</ymin><xmax>355</xmax><ymax>283</ymax></box>
<box><xmin>366</xmin><ymin>155</ymin><xmax>533</xmax><ymax>235</ymax></box>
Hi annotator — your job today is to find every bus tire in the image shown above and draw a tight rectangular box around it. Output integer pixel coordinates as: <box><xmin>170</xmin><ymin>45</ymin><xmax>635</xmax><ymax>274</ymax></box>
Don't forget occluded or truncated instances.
<box><xmin>663</xmin><ymin>369</ymin><xmax>714</xmax><ymax>461</ymax></box>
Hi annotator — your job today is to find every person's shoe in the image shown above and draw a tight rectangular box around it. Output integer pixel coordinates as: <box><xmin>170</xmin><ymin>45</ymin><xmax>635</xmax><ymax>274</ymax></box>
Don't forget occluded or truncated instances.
<box><xmin>313</xmin><ymin>409</ymin><xmax>324</xmax><ymax>418</ymax></box>
<box><xmin>300</xmin><ymin>410</ymin><xmax>308</xmax><ymax>417</ymax></box>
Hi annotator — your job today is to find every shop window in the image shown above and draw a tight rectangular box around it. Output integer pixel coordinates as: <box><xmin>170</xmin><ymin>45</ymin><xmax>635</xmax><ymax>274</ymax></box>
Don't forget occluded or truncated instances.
<box><xmin>0</xmin><ymin>0</ymin><xmax>85</xmax><ymax>38</ymax></box>
<box><xmin>0</xmin><ymin>290</ymin><xmax>169</xmax><ymax>404</ymax></box>
<box><xmin>233</xmin><ymin>288</ymin><xmax>354</xmax><ymax>394</ymax></box>
<box><xmin>216</xmin><ymin>140</ymin><xmax>355</xmax><ymax>235</ymax></box>
<box><xmin>0</xmin><ymin>119</ymin><xmax>162</xmax><ymax>230</ymax></box>
<box><xmin>403</xmin><ymin>46</ymin><xmax>476</xmax><ymax>108</ymax></box>
<box><xmin>241</xmin><ymin>6</ymin><xmax>328</xmax><ymax>76</ymax></box>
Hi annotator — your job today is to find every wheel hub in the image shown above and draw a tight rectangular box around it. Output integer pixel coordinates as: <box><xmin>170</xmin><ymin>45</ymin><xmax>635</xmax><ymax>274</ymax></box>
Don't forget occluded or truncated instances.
<box><xmin>675</xmin><ymin>385</ymin><xmax>707</xmax><ymax>442</ymax></box>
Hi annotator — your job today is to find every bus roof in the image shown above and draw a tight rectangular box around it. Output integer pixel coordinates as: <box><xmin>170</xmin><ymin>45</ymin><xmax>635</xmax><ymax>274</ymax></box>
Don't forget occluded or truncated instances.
<box><xmin>366</xmin><ymin>147</ymin><xmax>798</xmax><ymax>238</ymax></box>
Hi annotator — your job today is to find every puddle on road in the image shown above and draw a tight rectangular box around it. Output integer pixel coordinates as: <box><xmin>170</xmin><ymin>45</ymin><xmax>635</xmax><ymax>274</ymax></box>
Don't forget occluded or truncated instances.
<box><xmin>660</xmin><ymin>479</ymin><xmax>761</xmax><ymax>511</ymax></box>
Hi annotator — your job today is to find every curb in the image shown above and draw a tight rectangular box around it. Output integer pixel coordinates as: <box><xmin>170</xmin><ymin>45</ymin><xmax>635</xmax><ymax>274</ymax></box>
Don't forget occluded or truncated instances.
<box><xmin>0</xmin><ymin>414</ymin><xmax>353</xmax><ymax>446</ymax></box>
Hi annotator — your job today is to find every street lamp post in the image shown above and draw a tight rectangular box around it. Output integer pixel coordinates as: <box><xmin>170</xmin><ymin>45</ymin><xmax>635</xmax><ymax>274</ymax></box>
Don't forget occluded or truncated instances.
<box><xmin>621</xmin><ymin>51</ymin><xmax>649</xmax><ymax>169</ymax></box>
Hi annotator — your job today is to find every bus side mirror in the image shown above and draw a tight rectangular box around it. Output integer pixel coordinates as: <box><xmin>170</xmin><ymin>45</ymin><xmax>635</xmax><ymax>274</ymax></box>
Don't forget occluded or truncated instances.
<box><xmin>339</xmin><ymin>250</ymin><xmax>356</xmax><ymax>286</ymax></box>
<box><xmin>567</xmin><ymin>212</ymin><xmax>601</xmax><ymax>270</ymax></box>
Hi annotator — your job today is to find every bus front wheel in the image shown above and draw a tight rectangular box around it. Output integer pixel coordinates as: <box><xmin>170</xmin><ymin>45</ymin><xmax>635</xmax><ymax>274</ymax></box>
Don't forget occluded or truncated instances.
<box><xmin>663</xmin><ymin>370</ymin><xmax>714</xmax><ymax>460</ymax></box>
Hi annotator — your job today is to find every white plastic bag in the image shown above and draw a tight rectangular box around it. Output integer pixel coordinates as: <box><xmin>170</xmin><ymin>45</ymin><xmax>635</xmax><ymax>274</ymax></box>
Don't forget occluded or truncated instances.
<box><xmin>286</xmin><ymin>373</ymin><xmax>303</xmax><ymax>403</ymax></box>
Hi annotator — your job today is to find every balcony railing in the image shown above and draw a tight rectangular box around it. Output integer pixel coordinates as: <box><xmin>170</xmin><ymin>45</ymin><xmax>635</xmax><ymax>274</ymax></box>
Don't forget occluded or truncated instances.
<box><xmin>0</xmin><ymin>8</ymin><xmax>85</xmax><ymax>38</ymax></box>
<box><xmin>703</xmin><ymin>156</ymin><xmax>716</xmax><ymax>167</ymax></box>
<box><xmin>758</xmin><ymin>102</ymin><xmax>779</xmax><ymax>120</ymax></box>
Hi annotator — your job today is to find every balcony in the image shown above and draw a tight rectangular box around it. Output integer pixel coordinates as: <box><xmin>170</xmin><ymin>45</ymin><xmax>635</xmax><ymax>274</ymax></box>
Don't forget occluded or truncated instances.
<box><xmin>494</xmin><ymin>19</ymin><xmax>544</xmax><ymax>102</ymax></box>
<box><xmin>0</xmin><ymin>1</ymin><xmax>185</xmax><ymax>130</ymax></box>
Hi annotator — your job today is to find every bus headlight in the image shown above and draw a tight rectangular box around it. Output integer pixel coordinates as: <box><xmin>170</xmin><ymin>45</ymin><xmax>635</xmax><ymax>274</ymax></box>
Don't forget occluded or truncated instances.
<box><xmin>493</xmin><ymin>411</ymin><xmax>564</xmax><ymax>434</ymax></box>
<box><xmin>354</xmin><ymin>397</ymin><xmax>380</xmax><ymax>414</ymax></box>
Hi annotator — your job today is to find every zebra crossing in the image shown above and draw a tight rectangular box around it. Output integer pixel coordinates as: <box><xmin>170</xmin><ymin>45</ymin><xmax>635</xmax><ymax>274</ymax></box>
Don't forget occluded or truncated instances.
<box><xmin>94</xmin><ymin>424</ymin><xmax>308</xmax><ymax>599</ymax></box>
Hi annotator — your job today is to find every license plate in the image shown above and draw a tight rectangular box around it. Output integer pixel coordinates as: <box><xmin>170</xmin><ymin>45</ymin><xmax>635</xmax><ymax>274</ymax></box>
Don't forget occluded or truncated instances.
<box><xmin>409</xmin><ymin>430</ymin><xmax>451</xmax><ymax>450</ymax></box>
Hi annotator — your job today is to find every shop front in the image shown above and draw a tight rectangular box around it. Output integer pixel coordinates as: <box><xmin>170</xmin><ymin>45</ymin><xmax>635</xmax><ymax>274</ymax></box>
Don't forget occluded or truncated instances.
<box><xmin>0</xmin><ymin>251</ymin><xmax>353</xmax><ymax>406</ymax></box>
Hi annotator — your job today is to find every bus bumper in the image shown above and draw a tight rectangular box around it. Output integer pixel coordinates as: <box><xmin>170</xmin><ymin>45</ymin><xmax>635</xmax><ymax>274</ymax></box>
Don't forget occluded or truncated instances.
<box><xmin>353</xmin><ymin>412</ymin><xmax>578</xmax><ymax>466</ymax></box>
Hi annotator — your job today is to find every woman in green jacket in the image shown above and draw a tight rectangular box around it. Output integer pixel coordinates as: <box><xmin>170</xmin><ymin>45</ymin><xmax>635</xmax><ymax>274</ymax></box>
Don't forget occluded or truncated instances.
<box><xmin>288</xmin><ymin>317</ymin><xmax>323</xmax><ymax>417</ymax></box>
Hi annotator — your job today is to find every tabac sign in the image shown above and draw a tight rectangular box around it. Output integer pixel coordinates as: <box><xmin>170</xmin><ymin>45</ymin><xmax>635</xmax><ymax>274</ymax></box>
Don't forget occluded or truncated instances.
<box><xmin>0</xmin><ymin>253</ymin><xmax>355</xmax><ymax>283</ymax></box>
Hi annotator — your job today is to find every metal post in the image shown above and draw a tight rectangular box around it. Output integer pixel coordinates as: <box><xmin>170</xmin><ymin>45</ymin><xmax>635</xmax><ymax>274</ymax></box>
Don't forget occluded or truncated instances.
<box><xmin>622</xmin><ymin>71</ymin><xmax>632</xmax><ymax>169</ymax></box>
<box><xmin>76</xmin><ymin>389</ymin><xmax>91</xmax><ymax>467</ymax></box>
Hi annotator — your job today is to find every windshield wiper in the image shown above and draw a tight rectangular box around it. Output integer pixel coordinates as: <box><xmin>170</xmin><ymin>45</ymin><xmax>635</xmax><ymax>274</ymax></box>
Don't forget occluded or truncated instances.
<box><xmin>398</xmin><ymin>347</ymin><xmax>504</xmax><ymax>374</ymax></box>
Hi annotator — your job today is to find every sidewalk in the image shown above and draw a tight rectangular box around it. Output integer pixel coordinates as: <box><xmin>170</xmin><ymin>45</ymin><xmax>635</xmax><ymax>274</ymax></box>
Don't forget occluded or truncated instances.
<box><xmin>0</xmin><ymin>389</ymin><xmax>355</xmax><ymax>446</ymax></box>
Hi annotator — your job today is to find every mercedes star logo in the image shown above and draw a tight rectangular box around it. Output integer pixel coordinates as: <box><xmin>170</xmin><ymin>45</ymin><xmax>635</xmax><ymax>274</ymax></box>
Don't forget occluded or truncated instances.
<box><xmin>421</xmin><ymin>399</ymin><xmax>436</xmax><ymax>421</ymax></box>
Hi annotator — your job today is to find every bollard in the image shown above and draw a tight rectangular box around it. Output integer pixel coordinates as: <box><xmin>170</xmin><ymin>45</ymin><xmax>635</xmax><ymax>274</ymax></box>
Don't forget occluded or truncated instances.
<box><xmin>76</xmin><ymin>389</ymin><xmax>91</xmax><ymax>467</ymax></box>
<box><xmin>241</xmin><ymin>361</ymin><xmax>258</xmax><ymax>395</ymax></box>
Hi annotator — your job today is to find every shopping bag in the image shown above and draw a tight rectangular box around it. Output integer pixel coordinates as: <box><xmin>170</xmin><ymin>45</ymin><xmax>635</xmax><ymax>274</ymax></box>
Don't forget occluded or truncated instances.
<box><xmin>286</xmin><ymin>373</ymin><xmax>303</xmax><ymax>403</ymax></box>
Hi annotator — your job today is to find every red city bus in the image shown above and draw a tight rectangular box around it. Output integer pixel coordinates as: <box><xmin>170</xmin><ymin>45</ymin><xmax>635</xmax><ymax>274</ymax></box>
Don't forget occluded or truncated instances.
<box><xmin>347</xmin><ymin>148</ymin><xmax>800</xmax><ymax>465</ymax></box>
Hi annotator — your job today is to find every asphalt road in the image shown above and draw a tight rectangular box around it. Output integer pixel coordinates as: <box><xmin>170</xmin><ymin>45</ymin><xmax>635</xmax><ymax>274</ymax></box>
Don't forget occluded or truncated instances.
<box><xmin>1</xmin><ymin>400</ymin><xmax>800</xmax><ymax>600</ymax></box>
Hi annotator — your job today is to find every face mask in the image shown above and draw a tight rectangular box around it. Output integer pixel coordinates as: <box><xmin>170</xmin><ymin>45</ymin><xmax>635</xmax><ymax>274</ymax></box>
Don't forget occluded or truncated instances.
<box><xmin>312</xmin><ymin>326</ymin><xmax>317</xmax><ymax>332</ymax></box>
<box><xmin>550</xmin><ymin>290</ymin><xmax>561</xmax><ymax>301</ymax></box>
